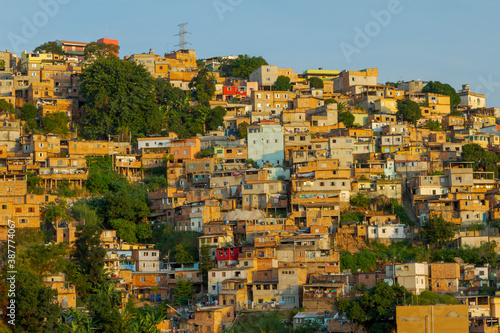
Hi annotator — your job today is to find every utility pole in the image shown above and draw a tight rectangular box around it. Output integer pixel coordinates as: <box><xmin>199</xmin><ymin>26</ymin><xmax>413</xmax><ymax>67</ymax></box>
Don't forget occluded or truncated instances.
<box><xmin>175</xmin><ymin>22</ymin><xmax>191</xmax><ymax>50</ymax></box>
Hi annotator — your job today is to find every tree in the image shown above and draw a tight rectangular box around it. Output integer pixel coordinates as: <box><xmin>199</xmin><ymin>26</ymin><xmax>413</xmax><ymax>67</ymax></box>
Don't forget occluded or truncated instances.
<box><xmin>189</xmin><ymin>68</ymin><xmax>216</xmax><ymax>105</ymax></box>
<box><xmin>350</xmin><ymin>192</ymin><xmax>370</xmax><ymax>208</ymax></box>
<box><xmin>70</xmin><ymin>223</ymin><xmax>107</xmax><ymax>300</ymax></box>
<box><xmin>338</xmin><ymin>281</ymin><xmax>412</xmax><ymax>333</ymax></box>
<box><xmin>462</xmin><ymin>143</ymin><xmax>499</xmax><ymax>175</ymax></box>
<box><xmin>154</xmin><ymin>78</ymin><xmax>187</xmax><ymax>110</ymax></box>
<box><xmin>420</xmin><ymin>216</ymin><xmax>457</xmax><ymax>246</ymax></box>
<box><xmin>238</xmin><ymin>121</ymin><xmax>249</xmax><ymax>139</ymax></box>
<box><xmin>173</xmin><ymin>277</ymin><xmax>194</xmax><ymax>305</ymax></box>
<box><xmin>41</xmin><ymin>112</ymin><xmax>69</xmax><ymax>135</ymax></box>
<box><xmin>425</xmin><ymin>119</ymin><xmax>443</xmax><ymax>131</ymax></box>
<box><xmin>219</xmin><ymin>55</ymin><xmax>268</xmax><ymax>79</ymax></box>
<box><xmin>422</xmin><ymin>81</ymin><xmax>461</xmax><ymax>109</ymax></box>
<box><xmin>205</xmin><ymin>106</ymin><xmax>227</xmax><ymax>131</ymax></box>
<box><xmin>199</xmin><ymin>244</ymin><xmax>214</xmax><ymax>288</ymax></box>
<box><xmin>308</xmin><ymin>77</ymin><xmax>324</xmax><ymax>89</ymax></box>
<box><xmin>339</xmin><ymin>111</ymin><xmax>355</xmax><ymax>127</ymax></box>
<box><xmin>110</xmin><ymin>218</ymin><xmax>138</xmax><ymax>243</ymax></box>
<box><xmin>272</xmin><ymin>75</ymin><xmax>291</xmax><ymax>91</ymax></box>
<box><xmin>325</xmin><ymin>98</ymin><xmax>337</xmax><ymax>105</ymax></box>
<box><xmin>84</xmin><ymin>41</ymin><xmax>119</xmax><ymax>60</ymax></box>
<box><xmin>70</xmin><ymin>201</ymin><xmax>101</xmax><ymax>226</ymax></box>
<box><xmin>18</xmin><ymin>243</ymin><xmax>69</xmax><ymax>276</ymax></box>
<box><xmin>79</xmin><ymin>57</ymin><xmax>161</xmax><ymax>139</ymax></box>
<box><xmin>20</xmin><ymin>102</ymin><xmax>38</xmax><ymax>130</ymax></box>
<box><xmin>13</xmin><ymin>270</ymin><xmax>61</xmax><ymax>332</ymax></box>
<box><xmin>396</xmin><ymin>99</ymin><xmax>421</xmax><ymax>125</ymax></box>
<box><xmin>33</xmin><ymin>41</ymin><xmax>63</xmax><ymax>54</ymax></box>
<box><xmin>412</xmin><ymin>290</ymin><xmax>459</xmax><ymax>305</ymax></box>
<box><xmin>0</xmin><ymin>99</ymin><xmax>14</xmax><ymax>114</ymax></box>
<box><xmin>175</xmin><ymin>243</ymin><xmax>194</xmax><ymax>264</ymax></box>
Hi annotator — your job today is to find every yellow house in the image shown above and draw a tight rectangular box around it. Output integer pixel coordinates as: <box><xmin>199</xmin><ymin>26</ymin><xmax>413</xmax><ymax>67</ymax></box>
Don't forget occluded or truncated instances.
<box><xmin>374</xmin><ymin>98</ymin><xmax>398</xmax><ymax>114</ymax></box>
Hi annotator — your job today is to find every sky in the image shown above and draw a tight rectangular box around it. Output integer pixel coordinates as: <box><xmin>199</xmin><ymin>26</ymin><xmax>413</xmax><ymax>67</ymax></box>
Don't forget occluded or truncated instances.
<box><xmin>3</xmin><ymin>0</ymin><xmax>500</xmax><ymax>106</ymax></box>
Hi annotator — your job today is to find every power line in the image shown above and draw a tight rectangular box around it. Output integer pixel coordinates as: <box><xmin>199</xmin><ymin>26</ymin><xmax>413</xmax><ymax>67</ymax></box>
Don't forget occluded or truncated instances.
<box><xmin>175</xmin><ymin>22</ymin><xmax>191</xmax><ymax>50</ymax></box>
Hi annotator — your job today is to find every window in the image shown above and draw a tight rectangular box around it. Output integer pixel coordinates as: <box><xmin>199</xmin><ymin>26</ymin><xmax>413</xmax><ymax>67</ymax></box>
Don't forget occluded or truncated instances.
<box><xmin>140</xmin><ymin>277</ymin><xmax>145</xmax><ymax>282</ymax></box>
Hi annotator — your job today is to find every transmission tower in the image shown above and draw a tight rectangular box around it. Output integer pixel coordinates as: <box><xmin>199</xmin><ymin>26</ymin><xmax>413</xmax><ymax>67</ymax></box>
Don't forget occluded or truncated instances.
<box><xmin>175</xmin><ymin>22</ymin><xmax>191</xmax><ymax>50</ymax></box>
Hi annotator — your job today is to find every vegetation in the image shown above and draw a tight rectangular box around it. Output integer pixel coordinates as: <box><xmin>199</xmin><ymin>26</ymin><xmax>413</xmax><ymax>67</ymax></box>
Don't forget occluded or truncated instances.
<box><xmin>238</xmin><ymin>121</ymin><xmax>249</xmax><ymax>139</ymax></box>
<box><xmin>462</xmin><ymin>143</ymin><xmax>499</xmax><ymax>176</ymax></box>
<box><xmin>20</xmin><ymin>102</ymin><xmax>38</xmax><ymax>130</ymax></box>
<box><xmin>396</xmin><ymin>99</ymin><xmax>421</xmax><ymax>125</ymax></box>
<box><xmin>422</xmin><ymin>81</ymin><xmax>461</xmax><ymax>109</ymax></box>
<box><xmin>338</xmin><ymin>281</ymin><xmax>412</xmax><ymax>333</ymax></box>
<box><xmin>205</xmin><ymin>106</ymin><xmax>227</xmax><ymax>131</ymax></box>
<box><xmin>425</xmin><ymin>119</ymin><xmax>443</xmax><ymax>131</ymax></box>
<box><xmin>41</xmin><ymin>112</ymin><xmax>70</xmax><ymax>135</ymax></box>
<box><xmin>0</xmin><ymin>99</ymin><xmax>14</xmax><ymax>114</ymax></box>
<box><xmin>308</xmin><ymin>77</ymin><xmax>324</xmax><ymax>89</ymax></box>
<box><xmin>340</xmin><ymin>212</ymin><xmax>365</xmax><ymax>223</ymax></box>
<box><xmin>219</xmin><ymin>55</ymin><xmax>268</xmax><ymax>79</ymax></box>
<box><xmin>152</xmin><ymin>225</ymin><xmax>201</xmax><ymax>261</ymax></box>
<box><xmin>173</xmin><ymin>277</ymin><xmax>195</xmax><ymax>305</ymax></box>
<box><xmin>189</xmin><ymin>68</ymin><xmax>216</xmax><ymax>105</ymax></box>
<box><xmin>338</xmin><ymin>110</ymin><xmax>355</xmax><ymax>127</ymax></box>
<box><xmin>420</xmin><ymin>216</ymin><xmax>457</xmax><ymax>246</ymax></box>
<box><xmin>84</xmin><ymin>41</ymin><xmax>120</xmax><ymax>60</ymax></box>
<box><xmin>79</xmin><ymin>57</ymin><xmax>161</xmax><ymax>139</ymax></box>
<box><xmin>272</xmin><ymin>75</ymin><xmax>291</xmax><ymax>91</ymax></box>
<box><xmin>33</xmin><ymin>41</ymin><xmax>63</xmax><ymax>54</ymax></box>
<box><xmin>350</xmin><ymin>192</ymin><xmax>370</xmax><ymax>208</ymax></box>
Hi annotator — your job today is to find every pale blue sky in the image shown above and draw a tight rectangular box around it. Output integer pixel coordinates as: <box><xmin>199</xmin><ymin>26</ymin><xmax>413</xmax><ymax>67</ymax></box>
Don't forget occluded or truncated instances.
<box><xmin>3</xmin><ymin>0</ymin><xmax>500</xmax><ymax>106</ymax></box>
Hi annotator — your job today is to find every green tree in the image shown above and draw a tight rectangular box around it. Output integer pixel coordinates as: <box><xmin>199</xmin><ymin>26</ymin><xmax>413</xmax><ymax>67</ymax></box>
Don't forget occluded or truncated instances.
<box><xmin>41</xmin><ymin>112</ymin><xmax>69</xmax><ymax>135</ymax></box>
<box><xmin>199</xmin><ymin>244</ymin><xmax>213</xmax><ymax>288</ymax></box>
<box><xmin>396</xmin><ymin>99</ymin><xmax>421</xmax><ymax>125</ymax></box>
<box><xmin>33</xmin><ymin>41</ymin><xmax>63</xmax><ymax>54</ymax></box>
<box><xmin>308</xmin><ymin>77</ymin><xmax>324</xmax><ymax>89</ymax></box>
<box><xmin>13</xmin><ymin>270</ymin><xmax>61</xmax><ymax>332</ymax></box>
<box><xmin>27</xmin><ymin>172</ymin><xmax>44</xmax><ymax>194</ymax></box>
<box><xmin>84</xmin><ymin>41</ymin><xmax>119</xmax><ymax>60</ymax></box>
<box><xmin>80</xmin><ymin>57</ymin><xmax>161</xmax><ymax>139</ymax></box>
<box><xmin>21</xmin><ymin>102</ymin><xmax>39</xmax><ymax>130</ymax></box>
<box><xmin>154</xmin><ymin>78</ymin><xmax>187</xmax><ymax>110</ymax></box>
<box><xmin>338</xmin><ymin>111</ymin><xmax>355</xmax><ymax>127</ymax></box>
<box><xmin>238</xmin><ymin>121</ymin><xmax>249</xmax><ymax>139</ymax></box>
<box><xmin>219</xmin><ymin>55</ymin><xmax>268</xmax><ymax>79</ymax></box>
<box><xmin>70</xmin><ymin>223</ymin><xmax>107</xmax><ymax>300</ymax></box>
<box><xmin>175</xmin><ymin>243</ymin><xmax>194</xmax><ymax>264</ymax></box>
<box><xmin>350</xmin><ymin>192</ymin><xmax>370</xmax><ymax>208</ymax></box>
<box><xmin>420</xmin><ymin>216</ymin><xmax>457</xmax><ymax>246</ymax></box>
<box><xmin>338</xmin><ymin>281</ymin><xmax>412</xmax><ymax>333</ymax></box>
<box><xmin>189</xmin><ymin>68</ymin><xmax>216</xmax><ymax>105</ymax></box>
<box><xmin>173</xmin><ymin>277</ymin><xmax>194</xmax><ymax>305</ymax></box>
<box><xmin>462</xmin><ymin>143</ymin><xmax>499</xmax><ymax>175</ymax></box>
<box><xmin>205</xmin><ymin>106</ymin><xmax>227</xmax><ymax>131</ymax></box>
<box><xmin>422</xmin><ymin>81</ymin><xmax>461</xmax><ymax>109</ymax></box>
<box><xmin>425</xmin><ymin>119</ymin><xmax>443</xmax><ymax>131</ymax></box>
<box><xmin>17</xmin><ymin>242</ymin><xmax>69</xmax><ymax>276</ymax></box>
<box><xmin>42</xmin><ymin>200</ymin><xmax>68</xmax><ymax>224</ymax></box>
<box><xmin>70</xmin><ymin>201</ymin><xmax>101</xmax><ymax>226</ymax></box>
<box><xmin>325</xmin><ymin>98</ymin><xmax>337</xmax><ymax>105</ymax></box>
<box><xmin>0</xmin><ymin>99</ymin><xmax>14</xmax><ymax>114</ymax></box>
<box><xmin>272</xmin><ymin>75</ymin><xmax>291</xmax><ymax>91</ymax></box>
<box><xmin>110</xmin><ymin>218</ymin><xmax>138</xmax><ymax>243</ymax></box>
<box><xmin>412</xmin><ymin>290</ymin><xmax>459</xmax><ymax>305</ymax></box>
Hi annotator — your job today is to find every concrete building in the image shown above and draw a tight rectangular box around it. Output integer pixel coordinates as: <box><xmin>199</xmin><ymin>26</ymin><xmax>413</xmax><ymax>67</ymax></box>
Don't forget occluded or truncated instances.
<box><xmin>396</xmin><ymin>304</ymin><xmax>468</xmax><ymax>333</ymax></box>
<box><xmin>458</xmin><ymin>84</ymin><xmax>486</xmax><ymax>109</ymax></box>
<box><xmin>247</xmin><ymin>124</ymin><xmax>285</xmax><ymax>167</ymax></box>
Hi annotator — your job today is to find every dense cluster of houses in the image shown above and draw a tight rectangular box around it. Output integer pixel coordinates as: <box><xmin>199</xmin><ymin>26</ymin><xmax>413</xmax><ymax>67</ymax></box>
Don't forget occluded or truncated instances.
<box><xmin>4</xmin><ymin>41</ymin><xmax>500</xmax><ymax>332</ymax></box>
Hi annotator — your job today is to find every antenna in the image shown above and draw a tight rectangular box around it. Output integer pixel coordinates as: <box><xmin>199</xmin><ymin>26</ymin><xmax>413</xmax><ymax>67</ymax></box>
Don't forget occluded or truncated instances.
<box><xmin>175</xmin><ymin>22</ymin><xmax>191</xmax><ymax>50</ymax></box>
